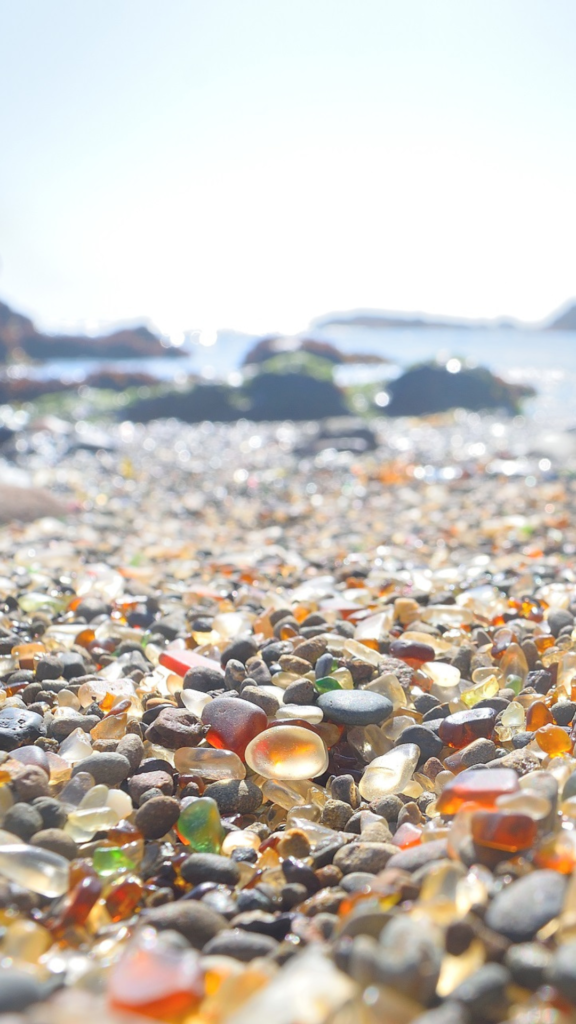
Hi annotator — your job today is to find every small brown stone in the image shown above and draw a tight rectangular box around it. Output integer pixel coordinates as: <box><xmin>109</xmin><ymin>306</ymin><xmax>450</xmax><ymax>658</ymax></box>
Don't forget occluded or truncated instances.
<box><xmin>276</xmin><ymin>828</ymin><xmax>312</xmax><ymax>860</ymax></box>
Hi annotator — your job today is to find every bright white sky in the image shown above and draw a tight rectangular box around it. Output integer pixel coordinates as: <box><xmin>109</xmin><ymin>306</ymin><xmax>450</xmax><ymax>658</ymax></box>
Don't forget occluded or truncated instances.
<box><xmin>0</xmin><ymin>0</ymin><xmax>575</xmax><ymax>338</ymax></box>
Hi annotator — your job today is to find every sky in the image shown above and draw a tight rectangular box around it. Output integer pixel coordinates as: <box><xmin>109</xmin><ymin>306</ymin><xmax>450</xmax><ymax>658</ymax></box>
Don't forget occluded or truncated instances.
<box><xmin>0</xmin><ymin>0</ymin><xmax>575</xmax><ymax>339</ymax></box>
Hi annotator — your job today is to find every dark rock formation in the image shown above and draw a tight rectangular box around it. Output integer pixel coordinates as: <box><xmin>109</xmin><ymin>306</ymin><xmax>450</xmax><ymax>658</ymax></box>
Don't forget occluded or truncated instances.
<box><xmin>382</xmin><ymin>363</ymin><xmax>534</xmax><ymax>416</ymax></box>
<box><xmin>0</xmin><ymin>301</ymin><xmax>36</xmax><ymax>361</ymax></box>
<box><xmin>244</xmin><ymin>371</ymin><xmax>348</xmax><ymax>421</ymax></box>
<box><xmin>0</xmin><ymin>298</ymin><xmax>183</xmax><ymax>361</ymax></box>
<box><xmin>124</xmin><ymin>383</ymin><xmax>241</xmax><ymax>423</ymax></box>
<box><xmin>22</xmin><ymin>325</ymin><xmax>179</xmax><ymax>361</ymax></box>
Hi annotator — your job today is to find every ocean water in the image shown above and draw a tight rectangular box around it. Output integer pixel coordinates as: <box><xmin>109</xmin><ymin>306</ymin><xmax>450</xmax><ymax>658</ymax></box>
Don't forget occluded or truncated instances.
<box><xmin>5</xmin><ymin>323</ymin><xmax>576</xmax><ymax>428</ymax></box>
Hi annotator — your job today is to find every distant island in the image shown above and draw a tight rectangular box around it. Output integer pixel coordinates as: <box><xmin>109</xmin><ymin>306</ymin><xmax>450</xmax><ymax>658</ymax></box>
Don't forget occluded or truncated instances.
<box><xmin>314</xmin><ymin>301</ymin><xmax>576</xmax><ymax>332</ymax></box>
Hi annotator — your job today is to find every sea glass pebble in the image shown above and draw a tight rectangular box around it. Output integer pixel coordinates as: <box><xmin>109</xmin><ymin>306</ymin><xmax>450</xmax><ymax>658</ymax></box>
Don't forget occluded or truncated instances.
<box><xmin>437</xmin><ymin>768</ymin><xmax>520</xmax><ymax>815</ymax></box>
<box><xmin>174</xmin><ymin>747</ymin><xmax>246</xmax><ymax>780</ymax></box>
<box><xmin>202</xmin><ymin>697</ymin><xmax>267</xmax><ymax>759</ymax></box>
<box><xmin>358</xmin><ymin>743</ymin><xmax>420</xmax><ymax>801</ymax></box>
<box><xmin>0</xmin><ymin>843</ymin><xmax>69</xmax><ymax>897</ymax></box>
<box><xmin>176</xmin><ymin>797</ymin><xmax>224</xmax><ymax>852</ymax></box>
<box><xmin>245</xmin><ymin>725</ymin><xmax>329</xmax><ymax>781</ymax></box>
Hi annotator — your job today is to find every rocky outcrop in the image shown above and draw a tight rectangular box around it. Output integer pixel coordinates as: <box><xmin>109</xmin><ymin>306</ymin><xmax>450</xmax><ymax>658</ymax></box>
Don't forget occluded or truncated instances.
<box><xmin>382</xmin><ymin>363</ymin><xmax>534</xmax><ymax>416</ymax></box>
<box><xmin>124</xmin><ymin>372</ymin><xmax>349</xmax><ymax>424</ymax></box>
<box><xmin>22</xmin><ymin>325</ymin><xmax>180</xmax><ymax>360</ymax></box>
<box><xmin>0</xmin><ymin>298</ymin><xmax>182</xmax><ymax>360</ymax></box>
<box><xmin>244</xmin><ymin>371</ymin><xmax>348</xmax><ymax>421</ymax></box>
<box><xmin>243</xmin><ymin>336</ymin><xmax>386</xmax><ymax>366</ymax></box>
<box><xmin>547</xmin><ymin>303</ymin><xmax>576</xmax><ymax>330</ymax></box>
<box><xmin>124</xmin><ymin>384</ymin><xmax>241</xmax><ymax>423</ymax></box>
<box><xmin>0</xmin><ymin>301</ymin><xmax>36</xmax><ymax>361</ymax></box>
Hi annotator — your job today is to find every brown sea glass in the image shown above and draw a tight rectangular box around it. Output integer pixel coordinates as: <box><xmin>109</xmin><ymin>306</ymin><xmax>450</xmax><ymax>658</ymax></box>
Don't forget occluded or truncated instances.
<box><xmin>438</xmin><ymin>708</ymin><xmax>496</xmax><ymax>749</ymax></box>
<box><xmin>471</xmin><ymin>810</ymin><xmax>537</xmax><ymax>852</ymax></box>
<box><xmin>202</xmin><ymin>697</ymin><xmax>267</xmax><ymax>759</ymax></box>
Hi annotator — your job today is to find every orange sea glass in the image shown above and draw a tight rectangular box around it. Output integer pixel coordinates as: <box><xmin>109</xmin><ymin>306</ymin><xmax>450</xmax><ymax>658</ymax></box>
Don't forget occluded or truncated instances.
<box><xmin>526</xmin><ymin>701</ymin><xmax>554</xmax><ymax>730</ymax></box>
<box><xmin>437</xmin><ymin>768</ymin><xmax>520</xmax><ymax>815</ymax></box>
<box><xmin>471</xmin><ymin>810</ymin><xmax>537</xmax><ymax>852</ymax></box>
<box><xmin>535</xmin><ymin>724</ymin><xmax>572</xmax><ymax>756</ymax></box>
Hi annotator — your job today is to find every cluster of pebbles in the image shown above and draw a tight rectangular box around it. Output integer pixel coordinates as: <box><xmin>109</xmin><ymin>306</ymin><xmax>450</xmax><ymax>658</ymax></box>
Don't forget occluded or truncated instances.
<box><xmin>0</xmin><ymin>412</ymin><xmax>575</xmax><ymax>1023</ymax></box>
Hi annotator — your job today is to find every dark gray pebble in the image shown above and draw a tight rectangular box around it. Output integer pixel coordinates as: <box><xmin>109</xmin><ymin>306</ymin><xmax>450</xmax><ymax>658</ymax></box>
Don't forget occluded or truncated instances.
<box><xmin>451</xmin><ymin>963</ymin><xmax>511</xmax><ymax>1020</ymax></box>
<box><xmin>71</xmin><ymin>752</ymin><xmax>131</xmax><ymax>787</ymax></box>
<box><xmin>221</xmin><ymin>638</ymin><xmax>258</xmax><ymax>666</ymax></box>
<box><xmin>144</xmin><ymin>900</ymin><xmax>227</xmax><ymax>948</ymax></box>
<box><xmin>546</xmin><ymin>940</ymin><xmax>576</xmax><ymax>1003</ymax></box>
<box><xmin>317</xmin><ymin>690</ymin><xmax>393</xmax><ymax>726</ymax></box>
<box><xmin>0</xmin><ymin>971</ymin><xmax>52</xmax><ymax>1013</ymax></box>
<box><xmin>505</xmin><ymin>942</ymin><xmax>552</xmax><ymax>991</ymax></box>
<box><xmin>397</xmin><ymin>724</ymin><xmax>443</xmax><ymax>761</ymax></box>
<box><xmin>4</xmin><ymin>803</ymin><xmax>43</xmax><ymax>841</ymax></box>
<box><xmin>135</xmin><ymin>796</ymin><xmax>181</xmax><ymax>839</ymax></box>
<box><xmin>183</xmin><ymin>666</ymin><xmax>225</xmax><ymax>692</ymax></box>
<box><xmin>202</xmin><ymin>928</ymin><xmax>279</xmax><ymax>961</ymax></box>
<box><xmin>548</xmin><ymin>609</ymin><xmax>574</xmax><ymax>637</ymax></box>
<box><xmin>32</xmin><ymin>796</ymin><xmax>68</xmax><ymax>830</ymax></box>
<box><xmin>386</xmin><ymin>839</ymin><xmax>449</xmax><ymax>872</ymax></box>
<box><xmin>181</xmin><ymin>853</ymin><xmax>240</xmax><ymax>887</ymax></box>
<box><xmin>0</xmin><ymin>707</ymin><xmax>45</xmax><ymax>751</ymax></box>
<box><xmin>203</xmin><ymin>778</ymin><xmax>263</xmax><ymax>815</ymax></box>
<box><xmin>145</xmin><ymin>707</ymin><xmax>204</xmax><ymax>749</ymax></box>
<box><xmin>340</xmin><ymin>871</ymin><xmax>378</xmax><ymax>892</ymax></box>
<box><xmin>485</xmin><ymin>870</ymin><xmax>567</xmax><ymax>942</ymax></box>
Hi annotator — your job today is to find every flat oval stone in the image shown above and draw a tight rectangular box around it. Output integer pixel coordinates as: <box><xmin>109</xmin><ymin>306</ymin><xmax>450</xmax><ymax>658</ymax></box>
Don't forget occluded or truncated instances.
<box><xmin>0</xmin><ymin>708</ymin><xmax>46</xmax><ymax>751</ymax></box>
<box><xmin>485</xmin><ymin>869</ymin><xmax>567</xmax><ymax>942</ymax></box>
<box><xmin>317</xmin><ymin>690</ymin><xmax>393</xmax><ymax>726</ymax></box>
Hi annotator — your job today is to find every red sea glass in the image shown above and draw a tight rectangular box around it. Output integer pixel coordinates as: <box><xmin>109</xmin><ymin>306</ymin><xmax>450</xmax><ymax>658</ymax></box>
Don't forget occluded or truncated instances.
<box><xmin>202</xmin><ymin>697</ymin><xmax>267</xmax><ymax>759</ymax></box>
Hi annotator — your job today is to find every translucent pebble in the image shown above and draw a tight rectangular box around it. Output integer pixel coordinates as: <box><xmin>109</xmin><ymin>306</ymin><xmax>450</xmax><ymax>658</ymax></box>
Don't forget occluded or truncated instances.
<box><xmin>180</xmin><ymin>690</ymin><xmax>213</xmax><ymax>717</ymax></box>
<box><xmin>276</xmin><ymin>705</ymin><xmax>324</xmax><ymax>724</ymax></box>
<box><xmin>80</xmin><ymin>784</ymin><xmax>110</xmax><ymax>809</ymax></box>
<box><xmin>354</xmin><ymin>609</ymin><xmax>394</xmax><ymax>642</ymax></box>
<box><xmin>419</xmin><ymin>605</ymin><xmax>474</xmax><ymax>627</ymax></box>
<box><xmin>331</xmin><ymin>668</ymin><xmax>354</xmax><ymax>690</ymax></box>
<box><xmin>496</xmin><ymin>790</ymin><xmax>551</xmax><ymax>820</ymax></box>
<box><xmin>365</xmin><ymin>674</ymin><xmax>406</xmax><ymax>710</ymax></box>
<box><xmin>221</xmin><ymin>830</ymin><xmax>261</xmax><ymax>856</ymax></box>
<box><xmin>0</xmin><ymin>843</ymin><xmax>69</xmax><ymax>897</ymax></box>
<box><xmin>422</xmin><ymin>662</ymin><xmax>461</xmax><ymax>689</ymax></box>
<box><xmin>109</xmin><ymin>926</ymin><xmax>203</xmax><ymax>1017</ymax></box>
<box><xmin>460</xmin><ymin>675</ymin><xmax>499</xmax><ymax>708</ymax></box>
<box><xmin>261</xmin><ymin>778</ymin><xmax>312</xmax><ymax>810</ymax></box>
<box><xmin>174</xmin><ymin>747</ymin><xmax>245</xmax><ymax>781</ymax></box>
<box><xmin>1</xmin><ymin>918</ymin><xmax>52</xmax><ymax>961</ymax></box>
<box><xmin>245</xmin><ymin>725</ymin><xmax>329</xmax><ymax>781</ymax></box>
<box><xmin>58</xmin><ymin>728</ymin><xmax>93</xmax><ymax>765</ymax></box>
<box><xmin>93</xmin><ymin>846</ymin><xmax>136</xmax><ymax>878</ymax></box>
<box><xmin>66</xmin><ymin>806</ymin><xmax>120</xmax><ymax>841</ymax></box>
<box><xmin>358</xmin><ymin>743</ymin><xmax>420</xmax><ymax>801</ymax></box>
<box><xmin>499</xmin><ymin>642</ymin><xmax>529</xmax><ymax>685</ymax></box>
<box><xmin>500</xmin><ymin>701</ymin><xmax>526</xmax><ymax>730</ymax></box>
<box><xmin>60</xmin><ymin>772</ymin><xmax>96</xmax><ymax>808</ymax></box>
<box><xmin>343</xmin><ymin>638</ymin><xmax>382</xmax><ymax>667</ymax></box>
<box><xmin>106</xmin><ymin>789</ymin><xmax>133</xmax><ymax>819</ymax></box>
<box><xmin>176</xmin><ymin>797</ymin><xmax>224</xmax><ymax>852</ymax></box>
<box><xmin>90</xmin><ymin>714</ymin><xmax>128</xmax><ymax>741</ymax></box>
<box><xmin>227</xmin><ymin>947</ymin><xmax>355</xmax><ymax>1024</ymax></box>
<box><xmin>348</xmin><ymin>724</ymin><xmax>391</xmax><ymax>762</ymax></box>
